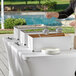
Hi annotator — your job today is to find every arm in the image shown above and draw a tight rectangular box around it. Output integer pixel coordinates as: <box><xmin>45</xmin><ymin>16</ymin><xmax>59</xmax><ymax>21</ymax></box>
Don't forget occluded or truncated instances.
<box><xmin>58</xmin><ymin>2</ymin><xmax>74</xmax><ymax>19</ymax></box>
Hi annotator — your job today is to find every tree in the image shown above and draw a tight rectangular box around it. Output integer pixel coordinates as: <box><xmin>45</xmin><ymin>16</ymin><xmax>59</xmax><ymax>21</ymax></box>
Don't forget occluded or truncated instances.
<box><xmin>25</xmin><ymin>0</ymin><xmax>28</xmax><ymax>5</ymax></box>
<box><xmin>39</xmin><ymin>0</ymin><xmax>41</xmax><ymax>4</ymax></box>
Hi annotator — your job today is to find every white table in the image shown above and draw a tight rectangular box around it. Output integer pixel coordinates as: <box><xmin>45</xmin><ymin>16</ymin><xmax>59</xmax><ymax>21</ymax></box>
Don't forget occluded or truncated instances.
<box><xmin>3</xmin><ymin>37</ymin><xmax>76</xmax><ymax>76</ymax></box>
<box><xmin>20</xmin><ymin>50</ymin><xmax>76</xmax><ymax>76</ymax></box>
<box><xmin>3</xmin><ymin>37</ymin><xmax>31</xmax><ymax>76</ymax></box>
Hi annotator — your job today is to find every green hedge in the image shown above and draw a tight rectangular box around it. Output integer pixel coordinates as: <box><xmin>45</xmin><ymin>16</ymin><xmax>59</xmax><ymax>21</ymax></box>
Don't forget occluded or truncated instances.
<box><xmin>43</xmin><ymin>1</ymin><xmax>57</xmax><ymax>9</ymax></box>
<box><xmin>0</xmin><ymin>18</ymin><xmax>26</xmax><ymax>29</ymax></box>
<box><xmin>2</xmin><ymin>0</ymin><xmax>40</xmax><ymax>1</ymax></box>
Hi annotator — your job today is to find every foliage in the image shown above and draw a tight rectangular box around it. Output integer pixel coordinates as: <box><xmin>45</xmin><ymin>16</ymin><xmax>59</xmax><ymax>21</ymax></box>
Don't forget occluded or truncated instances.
<box><xmin>0</xmin><ymin>23</ymin><xmax>1</xmax><ymax>29</ymax></box>
<box><xmin>0</xmin><ymin>0</ymin><xmax>69</xmax><ymax>12</ymax></box>
<box><xmin>4</xmin><ymin>18</ymin><xmax>26</xmax><ymax>29</ymax></box>
<box><xmin>4</xmin><ymin>18</ymin><xmax>15</xmax><ymax>29</ymax></box>
<box><xmin>43</xmin><ymin>0</ymin><xmax>57</xmax><ymax>10</ymax></box>
<box><xmin>14</xmin><ymin>18</ymin><xmax>26</xmax><ymax>25</ymax></box>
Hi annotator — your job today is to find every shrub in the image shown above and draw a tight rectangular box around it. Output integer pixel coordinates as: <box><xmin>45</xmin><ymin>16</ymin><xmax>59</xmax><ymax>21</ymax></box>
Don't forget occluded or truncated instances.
<box><xmin>4</xmin><ymin>18</ymin><xmax>15</xmax><ymax>29</ymax></box>
<box><xmin>0</xmin><ymin>23</ymin><xmax>1</xmax><ymax>29</ymax></box>
<box><xmin>4</xmin><ymin>18</ymin><xmax>26</xmax><ymax>29</ymax></box>
<box><xmin>43</xmin><ymin>0</ymin><xmax>57</xmax><ymax>10</ymax></box>
<box><xmin>14</xmin><ymin>18</ymin><xmax>26</xmax><ymax>25</ymax></box>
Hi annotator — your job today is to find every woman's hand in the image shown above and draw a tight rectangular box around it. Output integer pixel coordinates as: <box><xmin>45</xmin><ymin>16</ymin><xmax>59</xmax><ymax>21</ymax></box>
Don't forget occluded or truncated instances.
<box><xmin>46</xmin><ymin>12</ymin><xmax>59</xmax><ymax>19</ymax></box>
<box><xmin>70</xmin><ymin>21</ymin><xmax>76</xmax><ymax>28</ymax></box>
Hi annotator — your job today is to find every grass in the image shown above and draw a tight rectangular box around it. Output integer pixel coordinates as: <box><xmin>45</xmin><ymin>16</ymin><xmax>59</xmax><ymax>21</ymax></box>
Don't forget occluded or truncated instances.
<box><xmin>25</xmin><ymin>29</ymin><xmax>44</xmax><ymax>32</ymax></box>
<box><xmin>54</xmin><ymin>0</ymin><xmax>70</xmax><ymax>4</ymax></box>
<box><xmin>0</xmin><ymin>26</ymin><xmax>75</xmax><ymax>34</ymax></box>
<box><xmin>0</xmin><ymin>0</ymin><xmax>70</xmax><ymax>5</ymax></box>
<box><xmin>62</xmin><ymin>27</ymin><xmax>75</xmax><ymax>33</ymax></box>
<box><xmin>0</xmin><ymin>0</ymin><xmax>70</xmax><ymax>12</ymax></box>
<box><xmin>24</xmin><ymin>26</ymin><xmax>75</xmax><ymax>34</ymax></box>
<box><xmin>0</xmin><ymin>30</ymin><xmax>13</xmax><ymax>34</ymax></box>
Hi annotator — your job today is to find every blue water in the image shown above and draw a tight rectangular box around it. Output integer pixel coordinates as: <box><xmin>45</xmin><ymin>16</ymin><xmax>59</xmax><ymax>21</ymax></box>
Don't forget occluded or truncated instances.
<box><xmin>0</xmin><ymin>14</ymin><xmax>66</xmax><ymax>26</ymax></box>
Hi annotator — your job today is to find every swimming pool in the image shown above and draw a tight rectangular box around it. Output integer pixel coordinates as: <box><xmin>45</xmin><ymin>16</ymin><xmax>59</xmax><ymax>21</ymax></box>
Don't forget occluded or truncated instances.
<box><xmin>0</xmin><ymin>13</ymin><xmax>75</xmax><ymax>26</ymax></box>
<box><xmin>0</xmin><ymin>14</ymin><xmax>62</xmax><ymax>26</ymax></box>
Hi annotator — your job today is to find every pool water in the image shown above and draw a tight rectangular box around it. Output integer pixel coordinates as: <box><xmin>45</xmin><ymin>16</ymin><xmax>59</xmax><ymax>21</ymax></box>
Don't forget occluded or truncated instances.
<box><xmin>0</xmin><ymin>14</ymin><xmax>75</xmax><ymax>26</ymax></box>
